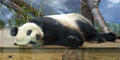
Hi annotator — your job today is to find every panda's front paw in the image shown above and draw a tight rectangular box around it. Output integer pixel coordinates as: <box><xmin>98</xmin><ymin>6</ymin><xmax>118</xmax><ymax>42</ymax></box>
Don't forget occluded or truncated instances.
<box><xmin>68</xmin><ymin>35</ymin><xmax>83</xmax><ymax>48</ymax></box>
<box><xmin>89</xmin><ymin>40</ymin><xmax>103</xmax><ymax>43</ymax></box>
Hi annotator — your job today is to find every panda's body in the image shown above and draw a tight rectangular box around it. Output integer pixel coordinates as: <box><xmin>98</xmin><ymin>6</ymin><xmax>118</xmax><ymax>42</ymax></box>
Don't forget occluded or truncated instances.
<box><xmin>28</xmin><ymin>13</ymin><xmax>96</xmax><ymax>47</ymax></box>
<box><xmin>11</xmin><ymin>13</ymin><xmax>116</xmax><ymax>48</ymax></box>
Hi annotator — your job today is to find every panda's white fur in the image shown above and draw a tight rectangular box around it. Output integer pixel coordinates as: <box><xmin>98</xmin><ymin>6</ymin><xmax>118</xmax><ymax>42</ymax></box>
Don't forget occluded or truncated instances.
<box><xmin>15</xmin><ymin>23</ymin><xmax>44</xmax><ymax>46</ymax></box>
<box><xmin>45</xmin><ymin>13</ymin><xmax>92</xmax><ymax>31</ymax></box>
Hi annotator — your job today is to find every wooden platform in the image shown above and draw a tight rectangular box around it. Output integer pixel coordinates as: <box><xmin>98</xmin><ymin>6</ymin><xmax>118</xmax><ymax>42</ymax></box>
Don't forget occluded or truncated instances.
<box><xmin>0</xmin><ymin>47</ymin><xmax>120</xmax><ymax>60</ymax></box>
<box><xmin>0</xmin><ymin>28</ymin><xmax>120</xmax><ymax>60</ymax></box>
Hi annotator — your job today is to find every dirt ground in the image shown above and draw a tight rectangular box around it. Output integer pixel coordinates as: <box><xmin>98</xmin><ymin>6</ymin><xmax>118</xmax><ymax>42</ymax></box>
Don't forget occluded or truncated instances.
<box><xmin>0</xmin><ymin>28</ymin><xmax>120</xmax><ymax>48</ymax></box>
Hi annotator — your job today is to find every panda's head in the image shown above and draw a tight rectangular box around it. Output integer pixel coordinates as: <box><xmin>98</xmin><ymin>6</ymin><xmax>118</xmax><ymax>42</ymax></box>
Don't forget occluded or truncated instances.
<box><xmin>10</xmin><ymin>23</ymin><xmax>44</xmax><ymax>47</ymax></box>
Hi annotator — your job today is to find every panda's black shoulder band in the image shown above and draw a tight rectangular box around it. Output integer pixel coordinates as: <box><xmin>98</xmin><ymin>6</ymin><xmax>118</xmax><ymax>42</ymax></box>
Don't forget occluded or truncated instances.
<box><xmin>28</xmin><ymin>18</ymin><xmax>43</xmax><ymax>27</ymax></box>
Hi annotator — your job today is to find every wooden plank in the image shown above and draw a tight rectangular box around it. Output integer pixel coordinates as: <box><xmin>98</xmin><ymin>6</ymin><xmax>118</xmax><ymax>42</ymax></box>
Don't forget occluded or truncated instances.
<box><xmin>0</xmin><ymin>48</ymin><xmax>64</xmax><ymax>60</ymax></box>
<box><xmin>0</xmin><ymin>48</ymin><xmax>120</xmax><ymax>60</ymax></box>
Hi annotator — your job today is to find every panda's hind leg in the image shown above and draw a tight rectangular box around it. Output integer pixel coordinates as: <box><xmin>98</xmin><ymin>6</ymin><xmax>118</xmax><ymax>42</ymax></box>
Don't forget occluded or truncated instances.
<box><xmin>89</xmin><ymin>34</ymin><xmax>105</xmax><ymax>43</ymax></box>
<box><xmin>89</xmin><ymin>32</ymin><xmax>116</xmax><ymax>43</ymax></box>
<box><xmin>99</xmin><ymin>32</ymin><xmax>116</xmax><ymax>42</ymax></box>
<box><xmin>67</xmin><ymin>35</ymin><xmax>83</xmax><ymax>48</ymax></box>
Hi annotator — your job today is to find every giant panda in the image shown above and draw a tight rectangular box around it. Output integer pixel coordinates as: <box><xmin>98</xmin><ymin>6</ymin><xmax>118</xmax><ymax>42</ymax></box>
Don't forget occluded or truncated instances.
<box><xmin>10</xmin><ymin>13</ymin><xmax>116</xmax><ymax>48</ymax></box>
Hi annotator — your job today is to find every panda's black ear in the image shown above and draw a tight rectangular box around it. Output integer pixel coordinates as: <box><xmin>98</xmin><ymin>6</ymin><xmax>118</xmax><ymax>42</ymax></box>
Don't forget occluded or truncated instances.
<box><xmin>10</xmin><ymin>27</ymin><xmax>18</xmax><ymax>36</ymax></box>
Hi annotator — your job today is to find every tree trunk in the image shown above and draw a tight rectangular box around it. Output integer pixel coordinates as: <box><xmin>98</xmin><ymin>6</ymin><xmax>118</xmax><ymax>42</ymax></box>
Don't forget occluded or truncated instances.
<box><xmin>87</xmin><ymin>0</ymin><xmax>110</xmax><ymax>33</ymax></box>
<box><xmin>81</xmin><ymin>0</ymin><xmax>94</xmax><ymax>24</ymax></box>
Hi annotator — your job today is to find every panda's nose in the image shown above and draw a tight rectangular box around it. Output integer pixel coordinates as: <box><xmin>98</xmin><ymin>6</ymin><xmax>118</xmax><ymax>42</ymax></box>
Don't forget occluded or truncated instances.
<box><xmin>14</xmin><ymin>43</ymin><xmax>18</xmax><ymax>45</ymax></box>
<box><xmin>29</xmin><ymin>41</ymin><xmax>36</xmax><ymax>45</ymax></box>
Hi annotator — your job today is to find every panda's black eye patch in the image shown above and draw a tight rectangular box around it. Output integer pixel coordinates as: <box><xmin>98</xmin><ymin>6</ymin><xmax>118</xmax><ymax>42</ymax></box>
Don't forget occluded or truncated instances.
<box><xmin>27</xmin><ymin>30</ymin><xmax>32</xmax><ymax>36</ymax></box>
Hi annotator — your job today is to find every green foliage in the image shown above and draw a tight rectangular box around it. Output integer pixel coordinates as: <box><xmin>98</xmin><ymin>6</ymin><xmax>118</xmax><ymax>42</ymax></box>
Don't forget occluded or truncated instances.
<box><xmin>49</xmin><ymin>10</ymin><xmax>54</xmax><ymax>15</ymax></box>
<box><xmin>36</xmin><ymin>4</ymin><xmax>44</xmax><ymax>18</ymax></box>
<box><xmin>94</xmin><ymin>22</ymin><xmax>120</xmax><ymax>36</ymax></box>
<box><xmin>14</xmin><ymin>5</ymin><xmax>45</xmax><ymax>26</ymax></box>
<box><xmin>0</xmin><ymin>20</ymin><xmax>5</xmax><ymax>29</ymax></box>
<box><xmin>94</xmin><ymin>22</ymin><xmax>102</xmax><ymax>32</ymax></box>
<box><xmin>7</xmin><ymin>4</ymin><xmax>54</xmax><ymax>27</ymax></box>
<box><xmin>13</xmin><ymin>7</ymin><xmax>35</xmax><ymax>26</ymax></box>
<box><xmin>107</xmin><ymin>22</ymin><xmax>120</xmax><ymax>36</ymax></box>
<box><xmin>8</xmin><ymin>20</ymin><xmax>15</xmax><ymax>28</ymax></box>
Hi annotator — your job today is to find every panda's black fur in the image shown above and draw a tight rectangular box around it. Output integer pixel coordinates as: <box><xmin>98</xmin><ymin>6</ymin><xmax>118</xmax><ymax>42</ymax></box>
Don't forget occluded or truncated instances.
<box><xmin>11</xmin><ymin>13</ymin><xmax>116</xmax><ymax>48</ymax></box>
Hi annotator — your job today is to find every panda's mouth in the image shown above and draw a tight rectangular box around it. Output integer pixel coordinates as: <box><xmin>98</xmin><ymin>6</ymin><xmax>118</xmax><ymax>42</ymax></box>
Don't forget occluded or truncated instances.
<box><xmin>14</xmin><ymin>43</ymin><xmax>29</xmax><ymax>46</ymax></box>
<box><xmin>14</xmin><ymin>40</ymin><xmax>36</xmax><ymax>46</ymax></box>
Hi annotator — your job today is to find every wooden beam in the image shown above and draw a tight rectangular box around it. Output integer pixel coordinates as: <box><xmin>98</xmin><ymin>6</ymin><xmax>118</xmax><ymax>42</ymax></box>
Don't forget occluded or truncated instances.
<box><xmin>0</xmin><ymin>48</ymin><xmax>120</xmax><ymax>60</ymax></box>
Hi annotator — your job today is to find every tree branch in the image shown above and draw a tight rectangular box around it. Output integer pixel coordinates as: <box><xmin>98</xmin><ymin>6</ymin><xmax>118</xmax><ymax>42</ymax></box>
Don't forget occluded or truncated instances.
<box><xmin>0</xmin><ymin>0</ymin><xmax>41</xmax><ymax>16</ymax></box>
<box><xmin>10</xmin><ymin>0</ymin><xmax>39</xmax><ymax>16</ymax></box>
